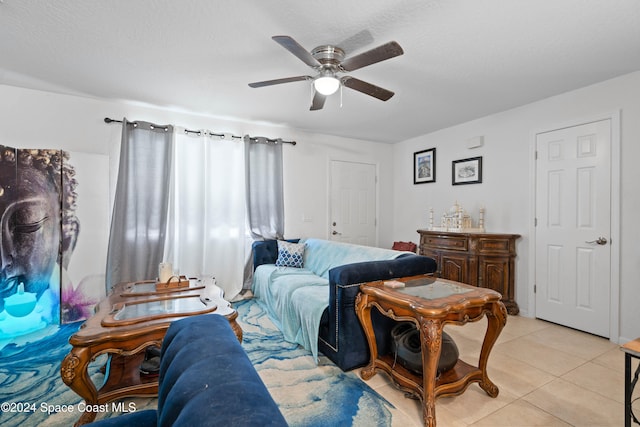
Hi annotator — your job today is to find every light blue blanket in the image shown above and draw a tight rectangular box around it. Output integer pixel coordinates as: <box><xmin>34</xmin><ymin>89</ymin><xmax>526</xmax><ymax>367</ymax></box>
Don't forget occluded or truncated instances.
<box><xmin>252</xmin><ymin>238</ymin><xmax>403</xmax><ymax>361</ymax></box>
<box><xmin>252</xmin><ymin>265</ymin><xmax>329</xmax><ymax>345</ymax></box>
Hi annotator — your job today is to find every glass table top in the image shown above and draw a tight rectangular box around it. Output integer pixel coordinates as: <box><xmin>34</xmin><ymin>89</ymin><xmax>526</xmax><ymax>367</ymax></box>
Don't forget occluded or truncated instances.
<box><xmin>114</xmin><ymin>296</ymin><xmax>212</xmax><ymax>321</ymax></box>
<box><xmin>392</xmin><ymin>277</ymin><xmax>472</xmax><ymax>300</ymax></box>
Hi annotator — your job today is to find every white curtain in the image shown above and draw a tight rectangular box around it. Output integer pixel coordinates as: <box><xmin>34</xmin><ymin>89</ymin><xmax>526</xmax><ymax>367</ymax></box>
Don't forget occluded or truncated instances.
<box><xmin>163</xmin><ymin>129</ymin><xmax>245</xmax><ymax>299</ymax></box>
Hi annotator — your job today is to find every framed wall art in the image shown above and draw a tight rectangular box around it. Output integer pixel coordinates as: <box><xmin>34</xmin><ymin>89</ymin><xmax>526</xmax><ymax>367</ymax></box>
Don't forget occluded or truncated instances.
<box><xmin>452</xmin><ymin>156</ymin><xmax>482</xmax><ymax>185</ymax></box>
<box><xmin>413</xmin><ymin>148</ymin><xmax>436</xmax><ymax>184</ymax></box>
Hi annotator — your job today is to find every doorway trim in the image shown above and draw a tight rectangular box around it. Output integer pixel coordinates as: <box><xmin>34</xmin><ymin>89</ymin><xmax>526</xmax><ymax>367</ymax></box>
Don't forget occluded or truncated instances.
<box><xmin>528</xmin><ymin>110</ymin><xmax>621</xmax><ymax>343</ymax></box>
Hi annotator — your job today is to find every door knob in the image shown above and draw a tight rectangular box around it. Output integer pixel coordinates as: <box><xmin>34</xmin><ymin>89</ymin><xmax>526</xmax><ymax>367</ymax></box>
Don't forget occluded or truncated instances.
<box><xmin>332</xmin><ymin>231</ymin><xmax>342</xmax><ymax>235</ymax></box>
<box><xmin>585</xmin><ymin>237</ymin><xmax>608</xmax><ymax>245</ymax></box>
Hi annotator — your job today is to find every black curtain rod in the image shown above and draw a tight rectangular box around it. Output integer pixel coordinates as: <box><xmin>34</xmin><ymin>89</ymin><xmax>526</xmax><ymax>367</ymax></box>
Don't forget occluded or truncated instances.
<box><xmin>104</xmin><ymin>117</ymin><xmax>296</xmax><ymax>145</ymax></box>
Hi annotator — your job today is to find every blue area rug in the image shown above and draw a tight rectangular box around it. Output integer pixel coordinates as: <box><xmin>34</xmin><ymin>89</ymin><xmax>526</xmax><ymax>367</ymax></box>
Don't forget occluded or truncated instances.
<box><xmin>236</xmin><ymin>299</ymin><xmax>398</xmax><ymax>426</ymax></box>
<box><xmin>0</xmin><ymin>299</ymin><xmax>399</xmax><ymax>426</ymax></box>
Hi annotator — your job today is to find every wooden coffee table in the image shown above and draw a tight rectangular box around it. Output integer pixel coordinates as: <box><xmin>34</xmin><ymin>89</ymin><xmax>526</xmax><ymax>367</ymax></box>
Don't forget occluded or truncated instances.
<box><xmin>355</xmin><ymin>275</ymin><xmax>506</xmax><ymax>427</ymax></box>
<box><xmin>60</xmin><ymin>278</ymin><xmax>241</xmax><ymax>426</ymax></box>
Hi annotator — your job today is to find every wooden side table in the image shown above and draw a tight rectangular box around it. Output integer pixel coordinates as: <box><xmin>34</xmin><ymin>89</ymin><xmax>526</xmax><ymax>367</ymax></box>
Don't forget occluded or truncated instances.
<box><xmin>622</xmin><ymin>338</ymin><xmax>640</xmax><ymax>427</ymax></box>
<box><xmin>355</xmin><ymin>275</ymin><xmax>506</xmax><ymax>427</ymax></box>
<box><xmin>60</xmin><ymin>279</ymin><xmax>241</xmax><ymax>426</ymax></box>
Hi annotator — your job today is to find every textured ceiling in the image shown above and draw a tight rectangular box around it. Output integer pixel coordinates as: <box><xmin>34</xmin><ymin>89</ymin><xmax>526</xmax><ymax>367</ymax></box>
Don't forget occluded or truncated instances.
<box><xmin>1</xmin><ymin>0</ymin><xmax>639</xmax><ymax>143</ymax></box>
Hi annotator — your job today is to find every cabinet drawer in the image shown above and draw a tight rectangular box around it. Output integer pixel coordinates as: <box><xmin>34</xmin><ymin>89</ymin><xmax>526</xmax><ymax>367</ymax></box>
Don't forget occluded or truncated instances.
<box><xmin>422</xmin><ymin>235</ymin><xmax>468</xmax><ymax>251</ymax></box>
<box><xmin>476</xmin><ymin>238</ymin><xmax>513</xmax><ymax>255</ymax></box>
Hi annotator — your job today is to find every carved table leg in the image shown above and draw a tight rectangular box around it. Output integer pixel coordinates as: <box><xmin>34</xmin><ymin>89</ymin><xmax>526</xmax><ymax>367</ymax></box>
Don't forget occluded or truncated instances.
<box><xmin>355</xmin><ymin>293</ymin><xmax>377</xmax><ymax>380</ymax></box>
<box><xmin>60</xmin><ymin>346</ymin><xmax>98</xmax><ymax>426</ymax></box>
<box><xmin>420</xmin><ymin>318</ymin><xmax>443</xmax><ymax>427</ymax></box>
<box><xmin>225</xmin><ymin>310</ymin><xmax>243</xmax><ymax>342</ymax></box>
<box><xmin>477</xmin><ymin>301</ymin><xmax>507</xmax><ymax>397</ymax></box>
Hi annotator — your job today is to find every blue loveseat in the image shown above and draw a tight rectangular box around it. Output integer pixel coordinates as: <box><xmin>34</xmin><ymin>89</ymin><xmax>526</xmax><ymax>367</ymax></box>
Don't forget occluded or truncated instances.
<box><xmin>87</xmin><ymin>315</ymin><xmax>287</xmax><ymax>427</ymax></box>
<box><xmin>251</xmin><ymin>238</ymin><xmax>437</xmax><ymax>371</ymax></box>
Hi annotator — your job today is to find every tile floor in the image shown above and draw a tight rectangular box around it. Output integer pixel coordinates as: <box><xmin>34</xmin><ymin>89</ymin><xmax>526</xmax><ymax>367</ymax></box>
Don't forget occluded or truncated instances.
<box><xmin>358</xmin><ymin>314</ymin><xmax>635</xmax><ymax>426</ymax></box>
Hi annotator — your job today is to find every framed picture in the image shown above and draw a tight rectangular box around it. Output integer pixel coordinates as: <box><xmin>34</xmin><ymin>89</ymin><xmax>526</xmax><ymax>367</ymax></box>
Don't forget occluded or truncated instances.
<box><xmin>452</xmin><ymin>156</ymin><xmax>482</xmax><ymax>185</ymax></box>
<box><xmin>413</xmin><ymin>148</ymin><xmax>436</xmax><ymax>184</ymax></box>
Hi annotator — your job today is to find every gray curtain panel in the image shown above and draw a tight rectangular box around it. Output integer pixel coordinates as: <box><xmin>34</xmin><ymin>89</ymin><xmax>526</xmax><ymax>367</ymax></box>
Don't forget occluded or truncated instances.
<box><xmin>105</xmin><ymin>119</ymin><xmax>174</xmax><ymax>289</ymax></box>
<box><xmin>244</xmin><ymin>136</ymin><xmax>285</xmax><ymax>240</ymax></box>
<box><xmin>243</xmin><ymin>136</ymin><xmax>285</xmax><ymax>290</ymax></box>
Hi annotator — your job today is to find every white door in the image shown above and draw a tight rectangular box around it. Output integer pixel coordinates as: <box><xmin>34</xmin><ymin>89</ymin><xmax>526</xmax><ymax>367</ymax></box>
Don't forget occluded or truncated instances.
<box><xmin>535</xmin><ymin>119</ymin><xmax>611</xmax><ymax>337</ymax></box>
<box><xmin>329</xmin><ymin>160</ymin><xmax>377</xmax><ymax>246</ymax></box>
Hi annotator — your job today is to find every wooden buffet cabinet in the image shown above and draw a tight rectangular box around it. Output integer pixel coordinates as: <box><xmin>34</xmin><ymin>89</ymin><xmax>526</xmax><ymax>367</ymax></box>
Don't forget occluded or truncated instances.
<box><xmin>417</xmin><ymin>230</ymin><xmax>521</xmax><ymax>315</ymax></box>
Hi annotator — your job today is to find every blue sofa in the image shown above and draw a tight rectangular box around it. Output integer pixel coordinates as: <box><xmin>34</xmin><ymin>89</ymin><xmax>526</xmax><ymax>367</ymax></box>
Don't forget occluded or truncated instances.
<box><xmin>252</xmin><ymin>238</ymin><xmax>437</xmax><ymax>371</ymax></box>
<box><xmin>87</xmin><ymin>315</ymin><xmax>287</xmax><ymax>427</ymax></box>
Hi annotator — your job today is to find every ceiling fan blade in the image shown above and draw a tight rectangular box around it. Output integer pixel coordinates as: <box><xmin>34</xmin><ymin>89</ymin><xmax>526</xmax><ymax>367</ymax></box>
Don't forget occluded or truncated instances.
<box><xmin>336</xmin><ymin>29</ymin><xmax>375</xmax><ymax>54</ymax></box>
<box><xmin>310</xmin><ymin>91</ymin><xmax>326</xmax><ymax>111</ymax></box>
<box><xmin>340</xmin><ymin>41</ymin><xmax>404</xmax><ymax>72</ymax></box>
<box><xmin>341</xmin><ymin>76</ymin><xmax>395</xmax><ymax>101</ymax></box>
<box><xmin>272</xmin><ymin>35</ymin><xmax>321</xmax><ymax>68</ymax></box>
<box><xmin>248</xmin><ymin>75</ymin><xmax>311</xmax><ymax>88</ymax></box>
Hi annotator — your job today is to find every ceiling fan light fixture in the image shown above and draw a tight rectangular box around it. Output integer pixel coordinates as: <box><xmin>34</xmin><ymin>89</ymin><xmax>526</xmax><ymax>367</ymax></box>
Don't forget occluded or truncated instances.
<box><xmin>314</xmin><ymin>76</ymin><xmax>340</xmax><ymax>95</ymax></box>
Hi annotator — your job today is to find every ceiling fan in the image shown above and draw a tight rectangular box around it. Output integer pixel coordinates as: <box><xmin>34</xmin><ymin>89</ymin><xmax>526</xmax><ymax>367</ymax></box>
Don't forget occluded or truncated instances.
<box><xmin>248</xmin><ymin>35</ymin><xmax>404</xmax><ymax>111</ymax></box>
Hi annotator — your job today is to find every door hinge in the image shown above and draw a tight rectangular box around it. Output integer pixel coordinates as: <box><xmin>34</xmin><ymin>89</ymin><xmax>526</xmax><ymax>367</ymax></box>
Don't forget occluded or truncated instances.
<box><xmin>534</xmin><ymin>217</ymin><xmax>537</xmax><ymax>227</ymax></box>
<box><xmin>534</xmin><ymin>284</ymin><xmax>537</xmax><ymax>293</ymax></box>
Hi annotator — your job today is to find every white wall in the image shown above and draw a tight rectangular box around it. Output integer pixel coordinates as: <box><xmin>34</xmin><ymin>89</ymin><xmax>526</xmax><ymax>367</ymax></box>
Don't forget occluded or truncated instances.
<box><xmin>392</xmin><ymin>71</ymin><xmax>640</xmax><ymax>343</ymax></box>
